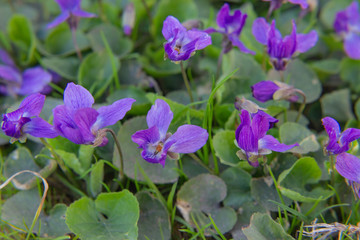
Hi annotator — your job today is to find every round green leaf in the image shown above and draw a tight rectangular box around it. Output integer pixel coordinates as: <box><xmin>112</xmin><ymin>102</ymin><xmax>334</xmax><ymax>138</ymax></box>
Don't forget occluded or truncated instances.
<box><xmin>136</xmin><ymin>191</ymin><xmax>171</xmax><ymax>240</ymax></box>
<box><xmin>44</xmin><ymin>24</ymin><xmax>90</xmax><ymax>56</ymax></box>
<box><xmin>66</xmin><ymin>190</ymin><xmax>139</xmax><ymax>240</ymax></box>
<box><xmin>278</xmin><ymin>157</ymin><xmax>334</xmax><ymax>202</ymax></box>
<box><xmin>320</xmin><ymin>89</ymin><xmax>354</xmax><ymax>122</ymax></box>
<box><xmin>279</xmin><ymin>122</ymin><xmax>320</xmax><ymax>154</ymax></box>
<box><xmin>213</xmin><ymin>130</ymin><xmax>241</xmax><ymax>167</ymax></box>
<box><xmin>87</xmin><ymin>23</ymin><xmax>133</xmax><ymax>57</ymax></box>
<box><xmin>42</xmin><ymin>57</ymin><xmax>80</xmax><ymax>81</ymax></box>
<box><xmin>340</xmin><ymin>58</ymin><xmax>360</xmax><ymax>93</ymax></box>
<box><xmin>243</xmin><ymin>213</ymin><xmax>294</xmax><ymax>240</ymax></box>
<box><xmin>220</xmin><ymin>167</ymin><xmax>252</xmax><ymax>209</ymax></box>
<box><xmin>177</xmin><ymin>174</ymin><xmax>237</xmax><ymax>235</ymax></box>
<box><xmin>2</xmin><ymin>189</ymin><xmax>69</xmax><ymax>237</ymax></box>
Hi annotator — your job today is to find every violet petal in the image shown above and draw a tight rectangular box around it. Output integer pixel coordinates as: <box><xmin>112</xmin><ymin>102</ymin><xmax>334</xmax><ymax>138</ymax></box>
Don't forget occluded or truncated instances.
<box><xmin>64</xmin><ymin>82</ymin><xmax>94</xmax><ymax>111</ymax></box>
<box><xmin>259</xmin><ymin>135</ymin><xmax>299</xmax><ymax>152</ymax></box>
<box><xmin>336</xmin><ymin>153</ymin><xmax>360</xmax><ymax>182</ymax></box>
<box><xmin>93</xmin><ymin>98</ymin><xmax>136</xmax><ymax>131</ymax></box>
<box><xmin>23</xmin><ymin>117</ymin><xmax>59</xmax><ymax>138</ymax></box>
<box><xmin>167</xmin><ymin>125</ymin><xmax>208</xmax><ymax>153</ymax></box>
<box><xmin>146</xmin><ymin>99</ymin><xmax>173</xmax><ymax>139</ymax></box>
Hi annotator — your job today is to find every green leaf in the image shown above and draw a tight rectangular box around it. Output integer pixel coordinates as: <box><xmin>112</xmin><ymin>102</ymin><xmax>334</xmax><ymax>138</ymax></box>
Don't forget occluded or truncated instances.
<box><xmin>250</xmin><ymin>177</ymin><xmax>292</xmax><ymax>212</ymax></box>
<box><xmin>151</xmin><ymin>0</ymin><xmax>198</xmax><ymax>37</ymax></box>
<box><xmin>310</xmin><ymin>59</ymin><xmax>341</xmax><ymax>75</ymax></box>
<box><xmin>355</xmin><ymin>98</ymin><xmax>360</xmax><ymax>120</ymax></box>
<box><xmin>42</xmin><ymin>57</ymin><xmax>80</xmax><ymax>81</ymax></box>
<box><xmin>2</xmin><ymin>189</ymin><xmax>69</xmax><ymax>237</ymax></box>
<box><xmin>7</xmin><ymin>14</ymin><xmax>36</xmax><ymax>65</ymax></box>
<box><xmin>220</xmin><ymin>167</ymin><xmax>252</xmax><ymax>209</ymax></box>
<box><xmin>66</xmin><ymin>190</ymin><xmax>139</xmax><ymax>240</ymax></box>
<box><xmin>107</xmin><ymin>87</ymin><xmax>151</xmax><ymax>116</ymax></box>
<box><xmin>89</xmin><ymin>160</ymin><xmax>105</xmax><ymax>197</ymax></box>
<box><xmin>220</xmin><ymin>50</ymin><xmax>266</xmax><ymax>103</ymax></box>
<box><xmin>116</xmin><ymin>116</ymin><xmax>179</xmax><ymax>184</ymax></box>
<box><xmin>278</xmin><ymin>157</ymin><xmax>334</xmax><ymax>202</ymax></box>
<box><xmin>283</xmin><ymin>60</ymin><xmax>322</xmax><ymax>103</ymax></box>
<box><xmin>242</xmin><ymin>213</ymin><xmax>295</xmax><ymax>240</ymax></box>
<box><xmin>136</xmin><ymin>191</ymin><xmax>171</xmax><ymax>240</ymax></box>
<box><xmin>78</xmin><ymin>50</ymin><xmax>120</xmax><ymax>98</ymax></box>
<box><xmin>320</xmin><ymin>89</ymin><xmax>354</xmax><ymax>122</ymax></box>
<box><xmin>213</xmin><ymin>130</ymin><xmax>241</xmax><ymax>167</ymax></box>
<box><xmin>4</xmin><ymin>147</ymin><xmax>57</xmax><ymax>190</ymax></box>
<box><xmin>279</xmin><ymin>122</ymin><xmax>320</xmax><ymax>154</ymax></box>
<box><xmin>340</xmin><ymin>58</ymin><xmax>360</xmax><ymax>93</ymax></box>
<box><xmin>44</xmin><ymin>24</ymin><xmax>90</xmax><ymax>56</ymax></box>
<box><xmin>87</xmin><ymin>23</ymin><xmax>133</xmax><ymax>57</ymax></box>
<box><xmin>177</xmin><ymin>174</ymin><xmax>237</xmax><ymax>235</ymax></box>
<box><xmin>78</xmin><ymin>145</ymin><xmax>94</xmax><ymax>171</ymax></box>
<box><xmin>56</xmin><ymin>149</ymin><xmax>85</xmax><ymax>175</ymax></box>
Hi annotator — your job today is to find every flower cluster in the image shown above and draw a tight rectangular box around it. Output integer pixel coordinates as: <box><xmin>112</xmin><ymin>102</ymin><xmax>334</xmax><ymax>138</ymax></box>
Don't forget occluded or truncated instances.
<box><xmin>322</xmin><ymin>117</ymin><xmax>360</xmax><ymax>198</ymax></box>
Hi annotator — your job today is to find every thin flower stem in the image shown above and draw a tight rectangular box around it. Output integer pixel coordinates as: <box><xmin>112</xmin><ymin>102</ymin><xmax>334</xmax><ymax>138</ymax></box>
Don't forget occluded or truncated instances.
<box><xmin>71</xmin><ymin>28</ymin><xmax>83</xmax><ymax>61</ymax></box>
<box><xmin>268</xmin><ymin>165</ymin><xmax>289</xmax><ymax>226</ymax></box>
<box><xmin>279</xmin><ymin>70</ymin><xmax>285</xmax><ymax>82</ymax></box>
<box><xmin>188</xmin><ymin>153</ymin><xmax>214</xmax><ymax>174</ymax></box>
<box><xmin>295</xmin><ymin>89</ymin><xmax>307</xmax><ymax>122</ymax></box>
<box><xmin>104</xmin><ymin>128</ymin><xmax>124</xmax><ymax>180</ymax></box>
<box><xmin>329</xmin><ymin>154</ymin><xmax>336</xmax><ymax>188</ymax></box>
<box><xmin>180</xmin><ymin>61</ymin><xmax>194</xmax><ymax>103</ymax></box>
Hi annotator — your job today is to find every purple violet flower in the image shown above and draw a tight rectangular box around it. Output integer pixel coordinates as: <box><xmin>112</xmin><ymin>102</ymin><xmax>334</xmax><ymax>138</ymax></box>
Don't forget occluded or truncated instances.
<box><xmin>53</xmin><ymin>83</ymin><xmax>135</xmax><ymax>146</ymax></box>
<box><xmin>1</xmin><ymin>93</ymin><xmax>59</xmax><ymax>143</ymax></box>
<box><xmin>252</xmin><ymin>18</ymin><xmax>318</xmax><ymax>71</ymax></box>
<box><xmin>131</xmin><ymin>99</ymin><xmax>208</xmax><ymax>167</ymax></box>
<box><xmin>251</xmin><ymin>80</ymin><xmax>299</xmax><ymax>103</ymax></box>
<box><xmin>47</xmin><ymin>0</ymin><xmax>96</xmax><ymax>30</ymax></box>
<box><xmin>336</xmin><ymin>153</ymin><xmax>360</xmax><ymax>198</ymax></box>
<box><xmin>234</xmin><ymin>96</ymin><xmax>278</xmax><ymax>128</ymax></box>
<box><xmin>263</xmin><ymin>0</ymin><xmax>308</xmax><ymax>17</ymax></box>
<box><xmin>235</xmin><ymin>109</ymin><xmax>298</xmax><ymax>167</ymax></box>
<box><xmin>321</xmin><ymin>117</ymin><xmax>360</xmax><ymax>155</ymax></box>
<box><xmin>0</xmin><ymin>65</ymin><xmax>52</xmax><ymax>96</ymax></box>
<box><xmin>162</xmin><ymin>16</ymin><xmax>211</xmax><ymax>62</ymax></box>
<box><xmin>334</xmin><ymin>1</ymin><xmax>360</xmax><ymax>59</ymax></box>
<box><xmin>206</xmin><ymin>4</ymin><xmax>254</xmax><ymax>54</ymax></box>
<box><xmin>122</xmin><ymin>3</ymin><xmax>135</xmax><ymax>36</ymax></box>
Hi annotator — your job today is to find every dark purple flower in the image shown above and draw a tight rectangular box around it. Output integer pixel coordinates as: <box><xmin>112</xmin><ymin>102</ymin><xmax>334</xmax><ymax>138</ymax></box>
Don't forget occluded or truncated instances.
<box><xmin>1</xmin><ymin>93</ymin><xmax>58</xmax><ymax>143</ymax></box>
<box><xmin>0</xmin><ymin>65</ymin><xmax>52</xmax><ymax>96</ymax></box>
<box><xmin>53</xmin><ymin>83</ymin><xmax>135</xmax><ymax>146</ymax></box>
<box><xmin>263</xmin><ymin>0</ymin><xmax>308</xmax><ymax>17</ymax></box>
<box><xmin>234</xmin><ymin>96</ymin><xmax>278</xmax><ymax>128</ymax></box>
<box><xmin>334</xmin><ymin>1</ymin><xmax>360</xmax><ymax>59</ymax></box>
<box><xmin>122</xmin><ymin>3</ymin><xmax>135</xmax><ymax>36</ymax></box>
<box><xmin>252</xmin><ymin>18</ymin><xmax>318</xmax><ymax>71</ymax></box>
<box><xmin>47</xmin><ymin>0</ymin><xmax>96</xmax><ymax>30</ymax></box>
<box><xmin>322</xmin><ymin>117</ymin><xmax>360</xmax><ymax>155</ymax></box>
<box><xmin>251</xmin><ymin>80</ymin><xmax>299</xmax><ymax>102</ymax></box>
<box><xmin>162</xmin><ymin>16</ymin><xmax>211</xmax><ymax>62</ymax></box>
<box><xmin>336</xmin><ymin>153</ymin><xmax>360</xmax><ymax>198</ymax></box>
<box><xmin>131</xmin><ymin>99</ymin><xmax>208</xmax><ymax>167</ymax></box>
<box><xmin>206</xmin><ymin>4</ymin><xmax>254</xmax><ymax>54</ymax></box>
<box><xmin>235</xmin><ymin>109</ymin><xmax>298</xmax><ymax>167</ymax></box>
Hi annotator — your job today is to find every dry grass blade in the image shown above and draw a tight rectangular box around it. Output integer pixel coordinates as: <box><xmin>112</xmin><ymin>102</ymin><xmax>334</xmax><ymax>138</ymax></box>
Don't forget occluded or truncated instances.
<box><xmin>0</xmin><ymin>170</ymin><xmax>49</xmax><ymax>239</ymax></box>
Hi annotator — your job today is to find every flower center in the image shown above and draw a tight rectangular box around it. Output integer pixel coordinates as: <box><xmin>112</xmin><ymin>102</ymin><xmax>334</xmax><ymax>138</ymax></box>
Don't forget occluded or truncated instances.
<box><xmin>154</xmin><ymin>142</ymin><xmax>164</xmax><ymax>155</ymax></box>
